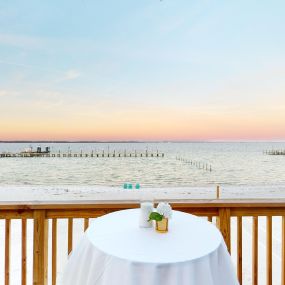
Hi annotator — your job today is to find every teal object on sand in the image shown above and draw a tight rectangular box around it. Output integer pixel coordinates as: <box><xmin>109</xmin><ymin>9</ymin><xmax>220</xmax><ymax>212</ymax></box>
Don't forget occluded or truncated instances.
<box><xmin>123</xmin><ymin>183</ymin><xmax>128</xmax><ymax>189</ymax></box>
<box><xmin>128</xmin><ymin>183</ymin><xmax>133</xmax><ymax>189</ymax></box>
<box><xmin>135</xmin><ymin>183</ymin><xmax>140</xmax><ymax>189</ymax></box>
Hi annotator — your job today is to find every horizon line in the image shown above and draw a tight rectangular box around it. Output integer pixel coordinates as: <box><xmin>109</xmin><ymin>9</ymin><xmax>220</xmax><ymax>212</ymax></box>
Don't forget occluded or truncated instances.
<box><xmin>0</xmin><ymin>140</ymin><xmax>285</xmax><ymax>144</ymax></box>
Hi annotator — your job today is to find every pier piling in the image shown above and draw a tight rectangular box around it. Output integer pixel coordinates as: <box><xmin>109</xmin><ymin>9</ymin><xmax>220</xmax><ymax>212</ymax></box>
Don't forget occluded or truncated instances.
<box><xmin>176</xmin><ymin>156</ymin><xmax>213</xmax><ymax>172</ymax></box>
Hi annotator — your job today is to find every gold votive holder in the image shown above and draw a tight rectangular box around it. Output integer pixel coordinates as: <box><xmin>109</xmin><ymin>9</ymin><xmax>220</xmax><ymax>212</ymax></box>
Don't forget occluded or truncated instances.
<box><xmin>155</xmin><ymin>218</ymin><xmax>168</xmax><ymax>233</ymax></box>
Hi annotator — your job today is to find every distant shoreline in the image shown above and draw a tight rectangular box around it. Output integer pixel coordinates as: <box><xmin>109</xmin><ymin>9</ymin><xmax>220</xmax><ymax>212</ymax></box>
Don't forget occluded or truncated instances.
<box><xmin>0</xmin><ymin>140</ymin><xmax>284</xmax><ymax>143</ymax></box>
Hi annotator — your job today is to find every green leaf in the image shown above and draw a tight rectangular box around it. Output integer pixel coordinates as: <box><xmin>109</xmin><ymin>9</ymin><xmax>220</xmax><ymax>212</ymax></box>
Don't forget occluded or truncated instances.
<box><xmin>148</xmin><ymin>212</ymin><xmax>163</xmax><ymax>221</ymax></box>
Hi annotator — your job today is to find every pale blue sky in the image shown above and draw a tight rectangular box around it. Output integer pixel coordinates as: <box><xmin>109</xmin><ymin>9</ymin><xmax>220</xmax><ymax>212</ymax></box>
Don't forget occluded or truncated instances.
<box><xmin>0</xmin><ymin>0</ymin><xmax>285</xmax><ymax>140</ymax></box>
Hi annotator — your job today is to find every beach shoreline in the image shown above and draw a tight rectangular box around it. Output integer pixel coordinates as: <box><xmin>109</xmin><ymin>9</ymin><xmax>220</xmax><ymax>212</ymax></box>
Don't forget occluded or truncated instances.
<box><xmin>0</xmin><ymin>185</ymin><xmax>285</xmax><ymax>202</ymax></box>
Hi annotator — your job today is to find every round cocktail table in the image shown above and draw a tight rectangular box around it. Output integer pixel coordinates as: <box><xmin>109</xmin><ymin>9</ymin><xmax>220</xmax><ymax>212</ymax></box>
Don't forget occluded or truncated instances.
<box><xmin>63</xmin><ymin>209</ymin><xmax>239</xmax><ymax>285</ymax></box>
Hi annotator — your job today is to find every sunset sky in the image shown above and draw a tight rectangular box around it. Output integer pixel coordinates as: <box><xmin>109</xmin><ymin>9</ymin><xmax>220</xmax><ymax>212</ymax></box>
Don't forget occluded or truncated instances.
<box><xmin>0</xmin><ymin>0</ymin><xmax>285</xmax><ymax>141</ymax></box>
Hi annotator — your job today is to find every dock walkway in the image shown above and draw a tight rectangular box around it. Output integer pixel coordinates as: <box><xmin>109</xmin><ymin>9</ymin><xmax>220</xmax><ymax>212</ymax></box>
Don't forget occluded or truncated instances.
<box><xmin>0</xmin><ymin>150</ymin><xmax>164</xmax><ymax>158</ymax></box>
<box><xmin>264</xmin><ymin>150</ymin><xmax>285</xmax><ymax>155</ymax></box>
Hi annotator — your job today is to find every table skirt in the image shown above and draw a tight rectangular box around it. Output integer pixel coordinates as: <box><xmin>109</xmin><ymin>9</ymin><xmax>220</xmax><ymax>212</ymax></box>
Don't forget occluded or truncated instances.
<box><xmin>63</xmin><ymin>235</ymin><xmax>239</xmax><ymax>285</ymax></box>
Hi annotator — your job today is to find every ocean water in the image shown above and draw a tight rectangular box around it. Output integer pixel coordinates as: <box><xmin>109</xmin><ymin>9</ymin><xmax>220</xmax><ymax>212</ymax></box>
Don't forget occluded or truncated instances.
<box><xmin>0</xmin><ymin>142</ymin><xmax>284</xmax><ymax>187</ymax></box>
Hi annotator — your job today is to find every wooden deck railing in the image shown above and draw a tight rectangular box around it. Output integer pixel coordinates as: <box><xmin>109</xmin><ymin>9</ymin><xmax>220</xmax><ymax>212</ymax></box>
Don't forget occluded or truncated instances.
<box><xmin>1</xmin><ymin>199</ymin><xmax>285</xmax><ymax>285</ymax></box>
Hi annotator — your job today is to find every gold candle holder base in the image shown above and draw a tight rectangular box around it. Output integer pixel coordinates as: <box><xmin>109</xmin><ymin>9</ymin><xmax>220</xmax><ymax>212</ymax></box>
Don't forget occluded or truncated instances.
<box><xmin>155</xmin><ymin>218</ymin><xmax>168</xmax><ymax>233</ymax></box>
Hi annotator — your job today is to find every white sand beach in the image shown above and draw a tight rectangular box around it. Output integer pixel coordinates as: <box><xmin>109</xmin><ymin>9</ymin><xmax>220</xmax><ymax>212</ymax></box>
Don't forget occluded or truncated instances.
<box><xmin>0</xmin><ymin>184</ymin><xmax>285</xmax><ymax>202</ymax></box>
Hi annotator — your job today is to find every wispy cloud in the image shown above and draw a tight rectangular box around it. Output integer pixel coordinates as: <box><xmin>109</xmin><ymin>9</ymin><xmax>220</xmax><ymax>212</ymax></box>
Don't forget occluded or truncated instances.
<box><xmin>0</xmin><ymin>90</ymin><xmax>8</xmax><ymax>97</ymax></box>
<box><xmin>0</xmin><ymin>59</ymin><xmax>66</xmax><ymax>76</ymax></box>
<box><xmin>60</xmin><ymin>69</ymin><xmax>81</xmax><ymax>81</ymax></box>
<box><xmin>20</xmin><ymin>89</ymin><xmax>65</xmax><ymax>109</ymax></box>
<box><xmin>36</xmin><ymin>89</ymin><xmax>63</xmax><ymax>99</ymax></box>
<box><xmin>0</xmin><ymin>33</ymin><xmax>43</xmax><ymax>49</ymax></box>
<box><xmin>0</xmin><ymin>89</ymin><xmax>19</xmax><ymax>97</ymax></box>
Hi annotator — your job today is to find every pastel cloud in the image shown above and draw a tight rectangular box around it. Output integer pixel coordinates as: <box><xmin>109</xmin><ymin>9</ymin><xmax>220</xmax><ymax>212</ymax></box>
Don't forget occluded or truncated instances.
<box><xmin>60</xmin><ymin>69</ymin><xmax>81</xmax><ymax>81</ymax></box>
<box><xmin>0</xmin><ymin>89</ymin><xmax>19</xmax><ymax>97</ymax></box>
<box><xmin>0</xmin><ymin>33</ymin><xmax>43</xmax><ymax>49</ymax></box>
<box><xmin>0</xmin><ymin>90</ymin><xmax>8</xmax><ymax>97</ymax></box>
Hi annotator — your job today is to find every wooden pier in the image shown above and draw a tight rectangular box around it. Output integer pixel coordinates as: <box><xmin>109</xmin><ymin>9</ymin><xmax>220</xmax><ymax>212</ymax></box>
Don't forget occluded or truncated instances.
<box><xmin>264</xmin><ymin>149</ymin><xmax>285</xmax><ymax>155</ymax></box>
<box><xmin>176</xmin><ymin>156</ymin><xmax>212</xmax><ymax>172</ymax></box>
<box><xmin>0</xmin><ymin>150</ymin><xmax>165</xmax><ymax>158</ymax></box>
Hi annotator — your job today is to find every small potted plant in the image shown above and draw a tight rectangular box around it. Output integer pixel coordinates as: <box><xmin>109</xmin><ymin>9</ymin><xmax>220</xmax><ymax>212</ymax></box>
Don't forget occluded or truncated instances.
<box><xmin>148</xmin><ymin>202</ymin><xmax>172</xmax><ymax>233</ymax></box>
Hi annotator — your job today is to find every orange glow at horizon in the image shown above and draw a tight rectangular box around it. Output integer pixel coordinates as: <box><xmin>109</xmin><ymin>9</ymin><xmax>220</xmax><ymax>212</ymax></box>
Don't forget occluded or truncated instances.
<box><xmin>1</xmin><ymin>104</ymin><xmax>285</xmax><ymax>141</ymax></box>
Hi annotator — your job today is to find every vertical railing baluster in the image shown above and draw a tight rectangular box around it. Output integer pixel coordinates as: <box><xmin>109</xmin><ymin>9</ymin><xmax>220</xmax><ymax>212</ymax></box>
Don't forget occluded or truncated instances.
<box><xmin>281</xmin><ymin>216</ymin><xmax>285</xmax><ymax>285</ymax></box>
<box><xmin>5</xmin><ymin>219</ymin><xmax>11</xmax><ymax>285</ymax></box>
<box><xmin>22</xmin><ymin>219</ymin><xmax>27</xmax><ymax>285</ymax></box>
<box><xmin>252</xmin><ymin>216</ymin><xmax>258</xmax><ymax>285</ymax></box>
<box><xmin>68</xmin><ymin>218</ymin><xmax>73</xmax><ymax>255</ymax></box>
<box><xmin>237</xmin><ymin>216</ymin><xmax>242</xmax><ymax>284</ymax></box>
<box><xmin>52</xmin><ymin>219</ymin><xmax>57</xmax><ymax>285</ymax></box>
<box><xmin>84</xmin><ymin>218</ymin><xmax>89</xmax><ymax>231</ymax></box>
<box><xmin>267</xmin><ymin>216</ymin><xmax>272</xmax><ymax>285</ymax></box>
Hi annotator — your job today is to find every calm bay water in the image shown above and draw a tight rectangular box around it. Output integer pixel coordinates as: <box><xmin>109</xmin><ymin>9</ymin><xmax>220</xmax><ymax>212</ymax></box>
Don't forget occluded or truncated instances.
<box><xmin>0</xmin><ymin>142</ymin><xmax>284</xmax><ymax>187</ymax></box>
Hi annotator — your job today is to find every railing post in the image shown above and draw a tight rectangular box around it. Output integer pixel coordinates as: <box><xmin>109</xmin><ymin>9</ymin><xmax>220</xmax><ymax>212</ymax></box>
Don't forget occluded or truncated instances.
<box><xmin>252</xmin><ymin>216</ymin><xmax>258</xmax><ymax>285</ymax></box>
<box><xmin>33</xmin><ymin>210</ymin><xmax>48</xmax><ymax>285</ymax></box>
<box><xmin>22</xmin><ymin>219</ymin><xmax>27</xmax><ymax>285</ymax></box>
<box><xmin>217</xmin><ymin>208</ymin><xmax>231</xmax><ymax>253</ymax></box>
<box><xmin>5</xmin><ymin>219</ymin><xmax>11</xmax><ymax>285</ymax></box>
<box><xmin>281</xmin><ymin>216</ymin><xmax>285</xmax><ymax>285</ymax></box>
<box><xmin>267</xmin><ymin>216</ymin><xmax>272</xmax><ymax>285</ymax></box>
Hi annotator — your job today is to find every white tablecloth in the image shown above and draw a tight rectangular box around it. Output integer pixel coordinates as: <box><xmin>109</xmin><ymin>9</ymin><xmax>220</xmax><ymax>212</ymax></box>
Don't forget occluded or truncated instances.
<box><xmin>63</xmin><ymin>209</ymin><xmax>239</xmax><ymax>285</ymax></box>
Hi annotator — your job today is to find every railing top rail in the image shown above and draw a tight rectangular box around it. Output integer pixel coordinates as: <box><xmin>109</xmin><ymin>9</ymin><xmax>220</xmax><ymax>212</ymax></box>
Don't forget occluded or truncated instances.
<box><xmin>1</xmin><ymin>199</ymin><xmax>285</xmax><ymax>210</ymax></box>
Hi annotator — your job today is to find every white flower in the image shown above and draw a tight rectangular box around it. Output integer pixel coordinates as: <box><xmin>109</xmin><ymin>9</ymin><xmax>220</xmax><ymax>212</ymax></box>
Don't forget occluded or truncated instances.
<box><xmin>157</xmin><ymin>202</ymin><xmax>172</xmax><ymax>219</ymax></box>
